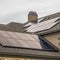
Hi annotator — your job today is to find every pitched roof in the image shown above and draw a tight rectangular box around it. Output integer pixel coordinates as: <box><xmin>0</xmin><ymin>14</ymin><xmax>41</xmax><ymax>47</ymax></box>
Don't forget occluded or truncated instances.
<box><xmin>0</xmin><ymin>22</ymin><xmax>24</xmax><ymax>32</ymax></box>
<box><xmin>38</xmin><ymin>12</ymin><xmax>60</xmax><ymax>21</ymax></box>
<box><xmin>24</xmin><ymin>12</ymin><xmax>60</xmax><ymax>35</ymax></box>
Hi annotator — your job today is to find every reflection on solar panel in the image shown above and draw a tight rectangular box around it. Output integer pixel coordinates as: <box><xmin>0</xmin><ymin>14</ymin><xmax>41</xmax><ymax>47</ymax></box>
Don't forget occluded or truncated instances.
<box><xmin>0</xmin><ymin>30</ymin><xmax>43</xmax><ymax>49</ymax></box>
<box><xmin>25</xmin><ymin>17</ymin><xmax>59</xmax><ymax>32</ymax></box>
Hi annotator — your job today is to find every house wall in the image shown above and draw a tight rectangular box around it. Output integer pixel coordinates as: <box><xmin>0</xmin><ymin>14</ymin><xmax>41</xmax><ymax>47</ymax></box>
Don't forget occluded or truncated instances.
<box><xmin>43</xmin><ymin>32</ymin><xmax>60</xmax><ymax>50</ymax></box>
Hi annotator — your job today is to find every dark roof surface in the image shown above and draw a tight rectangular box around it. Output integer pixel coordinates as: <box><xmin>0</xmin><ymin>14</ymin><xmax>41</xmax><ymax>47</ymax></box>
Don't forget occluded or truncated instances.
<box><xmin>0</xmin><ymin>22</ymin><xmax>24</xmax><ymax>32</ymax></box>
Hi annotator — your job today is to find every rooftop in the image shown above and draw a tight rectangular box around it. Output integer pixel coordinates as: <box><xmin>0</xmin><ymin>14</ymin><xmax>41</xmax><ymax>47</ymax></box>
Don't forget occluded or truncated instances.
<box><xmin>24</xmin><ymin>12</ymin><xmax>60</xmax><ymax>35</ymax></box>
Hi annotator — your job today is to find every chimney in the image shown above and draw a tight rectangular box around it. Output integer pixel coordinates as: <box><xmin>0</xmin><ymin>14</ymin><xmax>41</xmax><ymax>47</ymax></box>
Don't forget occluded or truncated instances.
<box><xmin>28</xmin><ymin>11</ymin><xmax>38</xmax><ymax>23</ymax></box>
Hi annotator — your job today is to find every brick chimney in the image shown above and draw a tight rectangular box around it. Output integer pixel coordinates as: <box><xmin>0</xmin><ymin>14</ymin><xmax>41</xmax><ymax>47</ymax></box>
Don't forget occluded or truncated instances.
<box><xmin>28</xmin><ymin>11</ymin><xmax>38</xmax><ymax>23</ymax></box>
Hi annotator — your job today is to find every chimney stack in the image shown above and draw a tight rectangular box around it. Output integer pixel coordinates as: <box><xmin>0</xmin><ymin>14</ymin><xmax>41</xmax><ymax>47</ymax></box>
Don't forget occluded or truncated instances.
<box><xmin>28</xmin><ymin>11</ymin><xmax>38</xmax><ymax>23</ymax></box>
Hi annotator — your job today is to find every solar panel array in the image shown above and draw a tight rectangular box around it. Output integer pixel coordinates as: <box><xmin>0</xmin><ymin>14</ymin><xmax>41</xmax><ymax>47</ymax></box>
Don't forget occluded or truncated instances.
<box><xmin>0</xmin><ymin>30</ymin><xmax>43</xmax><ymax>49</ymax></box>
<box><xmin>24</xmin><ymin>17</ymin><xmax>60</xmax><ymax>33</ymax></box>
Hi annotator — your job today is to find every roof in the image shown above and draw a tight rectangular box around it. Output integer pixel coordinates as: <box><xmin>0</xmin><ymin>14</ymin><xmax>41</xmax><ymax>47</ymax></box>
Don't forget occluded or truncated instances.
<box><xmin>0</xmin><ymin>22</ymin><xmax>24</xmax><ymax>32</ymax></box>
<box><xmin>24</xmin><ymin>16</ymin><xmax>60</xmax><ymax>35</ymax></box>
<box><xmin>0</xmin><ymin>30</ymin><xmax>55</xmax><ymax>50</ymax></box>
<box><xmin>0</xmin><ymin>30</ymin><xmax>41</xmax><ymax>49</ymax></box>
<box><xmin>0</xmin><ymin>30</ymin><xmax>60</xmax><ymax>59</ymax></box>
<box><xmin>39</xmin><ymin>12</ymin><xmax>60</xmax><ymax>20</ymax></box>
<box><xmin>0</xmin><ymin>46</ymin><xmax>60</xmax><ymax>59</ymax></box>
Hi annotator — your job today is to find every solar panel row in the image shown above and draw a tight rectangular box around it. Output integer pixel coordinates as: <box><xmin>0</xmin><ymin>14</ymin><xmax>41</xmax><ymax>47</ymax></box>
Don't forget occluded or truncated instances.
<box><xmin>0</xmin><ymin>30</ymin><xmax>42</xmax><ymax>49</ymax></box>
<box><xmin>25</xmin><ymin>17</ymin><xmax>59</xmax><ymax>32</ymax></box>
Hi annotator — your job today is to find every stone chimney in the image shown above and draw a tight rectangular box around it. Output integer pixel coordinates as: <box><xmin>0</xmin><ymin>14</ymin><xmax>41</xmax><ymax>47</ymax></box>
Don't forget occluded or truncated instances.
<box><xmin>28</xmin><ymin>11</ymin><xmax>38</xmax><ymax>23</ymax></box>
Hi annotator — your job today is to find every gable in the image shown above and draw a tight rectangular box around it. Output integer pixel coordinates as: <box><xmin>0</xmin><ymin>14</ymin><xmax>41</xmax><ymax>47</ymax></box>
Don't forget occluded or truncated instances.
<box><xmin>43</xmin><ymin>32</ymin><xmax>60</xmax><ymax>50</ymax></box>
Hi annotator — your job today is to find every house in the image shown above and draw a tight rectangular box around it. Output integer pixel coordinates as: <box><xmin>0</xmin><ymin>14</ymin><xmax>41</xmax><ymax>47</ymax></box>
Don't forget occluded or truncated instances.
<box><xmin>0</xmin><ymin>30</ymin><xmax>60</xmax><ymax>60</ymax></box>
<box><xmin>0</xmin><ymin>11</ymin><xmax>60</xmax><ymax>60</ymax></box>
<box><xmin>23</xmin><ymin>11</ymin><xmax>60</xmax><ymax>59</ymax></box>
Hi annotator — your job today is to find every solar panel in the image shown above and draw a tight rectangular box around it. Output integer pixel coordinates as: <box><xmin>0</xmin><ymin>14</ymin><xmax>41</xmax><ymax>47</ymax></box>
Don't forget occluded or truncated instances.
<box><xmin>0</xmin><ymin>30</ymin><xmax>43</xmax><ymax>49</ymax></box>
<box><xmin>26</xmin><ymin>17</ymin><xmax>59</xmax><ymax>32</ymax></box>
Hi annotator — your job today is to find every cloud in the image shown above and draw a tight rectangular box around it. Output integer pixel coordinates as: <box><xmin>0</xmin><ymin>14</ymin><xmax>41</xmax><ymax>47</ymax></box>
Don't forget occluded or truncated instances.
<box><xmin>0</xmin><ymin>0</ymin><xmax>60</xmax><ymax>24</ymax></box>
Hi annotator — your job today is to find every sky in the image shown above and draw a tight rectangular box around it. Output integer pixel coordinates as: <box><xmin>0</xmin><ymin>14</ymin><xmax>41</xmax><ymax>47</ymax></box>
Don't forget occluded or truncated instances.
<box><xmin>0</xmin><ymin>0</ymin><xmax>60</xmax><ymax>24</ymax></box>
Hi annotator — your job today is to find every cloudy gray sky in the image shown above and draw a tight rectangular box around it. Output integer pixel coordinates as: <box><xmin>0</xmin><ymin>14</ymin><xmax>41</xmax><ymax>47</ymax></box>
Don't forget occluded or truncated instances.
<box><xmin>0</xmin><ymin>0</ymin><xmax>60</xmax><ymax>24</ymax></box>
